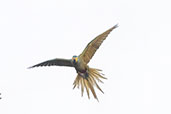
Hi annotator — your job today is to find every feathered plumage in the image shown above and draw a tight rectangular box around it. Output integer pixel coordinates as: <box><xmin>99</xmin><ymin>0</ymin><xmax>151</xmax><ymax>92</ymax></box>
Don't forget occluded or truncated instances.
<box><xmin>29</xmin><ymin>24</ymin><xmax>118</xmax><ymax>101</ymax></box>
<box><xmin>28</xmin><ymin>58</ymin><xmax>72</xmax><ymax>68</ymax></box>
<box><xmin>73</xmin><ymin>68</ymin><xmax>106</xmax><ymax>101</ymax></box>
<box><xmin>79</xmin><ymin>24</ymin><xmax>118</xmax><ymax>64</ymax></box>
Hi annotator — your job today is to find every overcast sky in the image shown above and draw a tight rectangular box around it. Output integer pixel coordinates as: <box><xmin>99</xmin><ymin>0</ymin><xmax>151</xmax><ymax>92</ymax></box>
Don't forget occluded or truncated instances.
<box><xmin>0</xmin><ymin>0</ymin><xmax>171</xmax><ymax>114</ymax></box>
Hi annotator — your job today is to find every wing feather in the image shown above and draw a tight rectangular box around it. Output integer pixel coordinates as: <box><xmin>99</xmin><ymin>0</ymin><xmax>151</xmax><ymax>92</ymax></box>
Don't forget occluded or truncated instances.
<box><xmin>28</xmin><ymin>58</ymin><xmax>73</xmax><ymax>68</ymax></box>
<box><xmin>79</xmin><ymin>24</ymin><xmax>118</xmax><ymax>64</ymax></box>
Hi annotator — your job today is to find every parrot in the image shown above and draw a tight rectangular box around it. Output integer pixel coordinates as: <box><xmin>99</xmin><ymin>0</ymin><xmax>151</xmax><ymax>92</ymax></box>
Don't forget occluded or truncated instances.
<box><xmin>29</xmin><ymin>24</ymin><xmax>118</xmax><ymax>101</ymax></box>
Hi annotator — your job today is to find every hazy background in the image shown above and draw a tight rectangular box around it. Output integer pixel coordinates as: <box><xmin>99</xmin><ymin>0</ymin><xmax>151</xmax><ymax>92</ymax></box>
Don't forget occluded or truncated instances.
<box><xmin>0</xmin><ymin>0</ymin><xmax>171</xmax><ymax>114</ymax></box>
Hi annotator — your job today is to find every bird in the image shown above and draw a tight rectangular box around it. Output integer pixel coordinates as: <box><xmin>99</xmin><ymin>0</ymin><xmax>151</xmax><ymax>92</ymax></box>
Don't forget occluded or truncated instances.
<box><xmin>29</xmin><ymin>24</ymin><xmax>118</xmax><ymax>101</ymax></box>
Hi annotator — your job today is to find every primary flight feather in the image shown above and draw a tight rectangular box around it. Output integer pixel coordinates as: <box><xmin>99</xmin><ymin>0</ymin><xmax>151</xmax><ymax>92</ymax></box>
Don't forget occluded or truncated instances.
<box><xmin>29</xmin><ymin>24</ymin><xmax>118</xmax><ymax>101</ymax></box>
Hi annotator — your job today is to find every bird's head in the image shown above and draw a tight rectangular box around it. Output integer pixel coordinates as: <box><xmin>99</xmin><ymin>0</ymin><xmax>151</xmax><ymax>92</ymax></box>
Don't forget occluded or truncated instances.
<box><xmin>72</xmin><ymin>55</ymin><xmax>78</xmax><ymax>64</ymax></box>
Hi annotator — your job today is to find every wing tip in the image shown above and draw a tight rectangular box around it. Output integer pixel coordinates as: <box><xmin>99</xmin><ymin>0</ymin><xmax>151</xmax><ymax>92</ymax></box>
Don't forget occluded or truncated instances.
<box><xmin>113</xmin><ymin>23</ymin><xmax>119</xmax><ymax>29</ymax></box>
<box><xmin>28</xmin><ymin>64</ymin><xmax>39</xmax><ymax>69</ymax></box>
<box><xmin>27</xmin><ymin>66</ymin><xmax>34</xmax><ymax>69</ymax></box>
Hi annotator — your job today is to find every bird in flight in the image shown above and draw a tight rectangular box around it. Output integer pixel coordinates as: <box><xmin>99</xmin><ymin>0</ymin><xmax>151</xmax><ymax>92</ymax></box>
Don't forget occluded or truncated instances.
<box><xmin>29</xmin><ymin>24</ymin><xmax>118</xmax><ymax>101</ymax></box>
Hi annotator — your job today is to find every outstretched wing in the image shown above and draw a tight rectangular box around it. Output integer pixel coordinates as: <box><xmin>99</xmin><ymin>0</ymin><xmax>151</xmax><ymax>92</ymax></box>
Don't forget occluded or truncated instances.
<box><xmin>79</xmin><ymin>24</ymin><xmax>118</xmax><ymax>64</ymax></box>
<box><xmin>28</xmin><ymin>58</ymin><xmax>73</xmax><ymax>68</ymax></box>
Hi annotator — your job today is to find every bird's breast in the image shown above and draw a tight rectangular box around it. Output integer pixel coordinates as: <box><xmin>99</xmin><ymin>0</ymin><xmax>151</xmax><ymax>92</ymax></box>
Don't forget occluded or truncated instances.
<box><xmin>74</xmin><ymin>61</ymin><xmax>88</xmax><ymax>73</ymax></box>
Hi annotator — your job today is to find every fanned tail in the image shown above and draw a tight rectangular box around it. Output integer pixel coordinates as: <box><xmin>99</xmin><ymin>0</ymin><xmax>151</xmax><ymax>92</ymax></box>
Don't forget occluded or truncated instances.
<box><xmin>73</xmin><ymin>68</ymin><xmax>107</xmax><ymax>101</ymax></box>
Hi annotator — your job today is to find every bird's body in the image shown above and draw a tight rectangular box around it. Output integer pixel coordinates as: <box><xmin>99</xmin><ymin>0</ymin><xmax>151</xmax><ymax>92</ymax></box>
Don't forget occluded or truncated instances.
<box><xmin>72</xmin><ymin>56</ymin><xmax>87</xmax><ymax>73</ymax></box>
<box><xmin>29</xmin><ymin>24</ymin><xmax>118</xmax><ymax>101</ymax></box>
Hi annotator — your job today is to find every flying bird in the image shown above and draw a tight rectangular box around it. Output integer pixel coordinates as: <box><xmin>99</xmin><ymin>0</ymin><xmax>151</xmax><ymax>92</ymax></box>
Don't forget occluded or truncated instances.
<box><xmin>29</xmin><ymin>24</ymin><xmax>118</xmax><ymax>101</ymax></box>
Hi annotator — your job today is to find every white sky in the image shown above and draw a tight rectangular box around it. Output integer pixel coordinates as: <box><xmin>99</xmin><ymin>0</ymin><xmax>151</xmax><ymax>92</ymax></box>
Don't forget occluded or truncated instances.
<box><xmin>0</xmin><ymin>0</ymin><xmax>171</xmax><ymax>114</ymax></box>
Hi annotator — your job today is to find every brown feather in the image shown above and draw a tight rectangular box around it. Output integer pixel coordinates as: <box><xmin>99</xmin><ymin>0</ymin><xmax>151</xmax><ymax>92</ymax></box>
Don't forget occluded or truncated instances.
<box><xmin>73</xmin><ymin>68</ymin><xmax>107</xmax><ymax>101</ymax></box>
<box><xmin>92</xmin><ymin>70</ymin><xmax>107</xmax><ymax>79</ymax></box>
<box><xmin>89</xmin><ymin>75</ymin><xmax>104</xmax><ymax>94</ymax></box>
<box><xmin>84</xmin><ymin>79</ymin><xmax>90</xmax><ymax>99</ymax></box>
<box><xmin>87</xmin><ymin>79</ymin><xmax>98</xmax><ymax>101</ymax></box>
<box><xmin>81</xmin><ymin>78</ymin><xmax>84</xmax><ymax>96</ymax></box>
<box><xmin>79</xmin><ymin>24</ymin><xmax>118</xmax><ymax>64</ymax></box>
<box><xmin>89</xmin><ymin>72</ymin><xmax>104</xmax><ymax>83</ymax></box>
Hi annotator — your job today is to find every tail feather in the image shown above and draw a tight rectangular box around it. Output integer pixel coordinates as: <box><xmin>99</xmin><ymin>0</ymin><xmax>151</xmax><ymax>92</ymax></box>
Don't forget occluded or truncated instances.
<box><xmin>89</xmin><ymin>75</ymin><xmax>104</xmax><ymax>93</ymax></box>
<box><xmin>73</xmin><ymin>68</ymin><xmax>107</xmax><ymax>101</ymax></box>
<box><xmin>81</xmin><ymin>78</ymin><xmax>84</xmax><ymax>96</ymax></box>
<box><xmin>87</xmin><ymin>79</ymin><xmax>98</xmax><ymax>101</ymax></box>
<box><xmin>91</xmin><ymin>70</ymin><xmax>107</xmax><ymax>79</ymax></box>
<box><xmin>84</xmin><ymin>79</ymin><xmax>90</xmax><ymax>99</ymax></box>
<box><xmin>89</xmin><ymin>71</ymin><xmax>104</xmax><ymax>83</ymax></box>
<box><xmin>73</xmin><ymin>76</ymin><xmax>80</xmax><ymax>89</ymax></box>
